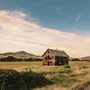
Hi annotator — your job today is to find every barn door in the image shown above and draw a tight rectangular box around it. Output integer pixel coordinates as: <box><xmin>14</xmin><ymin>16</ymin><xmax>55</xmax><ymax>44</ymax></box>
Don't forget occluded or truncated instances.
<box><xmin>47</xmin><ymin>61</ymin><xmax>49</xmax><ymax>66</ymax></box>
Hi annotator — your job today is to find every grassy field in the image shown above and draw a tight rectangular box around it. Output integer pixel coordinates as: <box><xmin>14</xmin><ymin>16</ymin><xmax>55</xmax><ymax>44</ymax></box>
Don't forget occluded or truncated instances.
<box><xmin>0</xmin><ymin>61</ymin><xmax>90</xmax><ymax>90</ymax></box>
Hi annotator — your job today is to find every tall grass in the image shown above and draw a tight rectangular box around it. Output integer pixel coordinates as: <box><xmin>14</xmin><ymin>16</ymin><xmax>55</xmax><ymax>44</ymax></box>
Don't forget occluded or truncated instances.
<box><xmin>0</xmin><ymin>61</ymin><xmax>90</xmax><ymax>90</ymax></box>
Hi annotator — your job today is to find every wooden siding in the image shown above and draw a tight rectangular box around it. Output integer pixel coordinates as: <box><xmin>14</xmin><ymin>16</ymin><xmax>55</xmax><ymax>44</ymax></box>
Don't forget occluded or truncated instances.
<box><xmin>42</xmin><ymin>49</ymin><xmax>69</xmax><ymax>66</ymax></box>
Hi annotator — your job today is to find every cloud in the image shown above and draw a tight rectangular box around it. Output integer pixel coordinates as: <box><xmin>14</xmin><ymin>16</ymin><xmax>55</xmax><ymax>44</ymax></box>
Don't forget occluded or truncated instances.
<box><xmin>0</xmin><ymin>10</ymin><xmax>90</xmax><ymax>57</ymax></box>
<box><xmin>75</xmin><ymin>14</ymin><xmax>81</xmax><ymax>22</ymax></box>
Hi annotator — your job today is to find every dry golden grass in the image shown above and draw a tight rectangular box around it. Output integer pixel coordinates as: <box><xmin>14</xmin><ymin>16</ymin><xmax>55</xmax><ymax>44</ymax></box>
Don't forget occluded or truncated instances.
<box><xmin>0</xmin><ymin>61</ymin><xmax>90</xmax><ymax>90</ymax></box>
<box><xmin>0</xmin><ymin>61</ymin><xmax>64</xmax><ymax>72</ymax></box>
<box><xmin>0</xmin><ymin>61</ymin><xmax>90</xmax><ymax>72</ymax></box>
<box><xmin>33</xmin><ymin>85</ymin><xmax>67</xmax><ymax>90</ymax></box>
<box><xmin>0</xmin><ymin>61</ymin><xmax>41</xmax><ymax>71</ymax></box>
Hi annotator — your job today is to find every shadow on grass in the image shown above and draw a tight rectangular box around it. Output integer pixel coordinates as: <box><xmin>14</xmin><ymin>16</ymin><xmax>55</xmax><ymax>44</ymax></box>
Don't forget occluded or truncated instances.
<box><xmin>20</xmin><ymin>71</ymin><xmax>53</xmax><ymax>90</ymax></box>
<box><xmin>0</xmin><ymin>69</ymin><xmax>53</xmax><ymax>90</ymax></box>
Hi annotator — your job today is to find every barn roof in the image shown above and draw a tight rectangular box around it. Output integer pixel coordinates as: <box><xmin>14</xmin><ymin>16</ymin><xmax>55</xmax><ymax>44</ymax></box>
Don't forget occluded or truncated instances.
<box><xmin>48</xmin><ymin>49</ymin><xmax>69</xmax><ymax>57</ymax></box>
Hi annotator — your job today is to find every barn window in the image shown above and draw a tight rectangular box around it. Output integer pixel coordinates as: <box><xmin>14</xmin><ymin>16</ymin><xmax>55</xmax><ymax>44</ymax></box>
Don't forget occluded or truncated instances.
<box><xmin>45</xmin><ymin>57</ymin><xmax>47</xmax><ymax>59</ymax></box>
<box><xmin>50</xmin><ymin>61</ymin><xmax>52</xmax><ymax>63</ymax></box>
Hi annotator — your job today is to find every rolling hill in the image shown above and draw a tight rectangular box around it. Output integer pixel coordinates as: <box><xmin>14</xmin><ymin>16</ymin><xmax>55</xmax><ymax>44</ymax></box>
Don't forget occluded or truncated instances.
<box><xmin>0</xmin><ymin>51</ymin><xmax>42</xmax><ymax>59</ymax></box>
<box><xmin>79</xmin><ymin>56</ymin><xmax>90</xmax><ymax>61</ymax></box>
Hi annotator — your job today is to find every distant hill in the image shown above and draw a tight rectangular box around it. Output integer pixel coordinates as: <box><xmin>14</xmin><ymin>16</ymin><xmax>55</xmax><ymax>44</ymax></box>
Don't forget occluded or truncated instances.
<box><xmin>0</xmin><ymin>51</ymin><xmax>42</xmax><ymax>59</ymax></box>
<box><xmin>79</xmin><ymin>56</ymin><xmax>90</xmax><ymax>61</ymax></box>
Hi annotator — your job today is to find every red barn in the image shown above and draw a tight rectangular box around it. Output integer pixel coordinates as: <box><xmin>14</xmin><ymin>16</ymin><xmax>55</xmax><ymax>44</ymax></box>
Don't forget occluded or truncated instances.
<box><xmin>42</xmin><ymin>49</ymin><xmax>69</xmax><ymax>65</ymax></box>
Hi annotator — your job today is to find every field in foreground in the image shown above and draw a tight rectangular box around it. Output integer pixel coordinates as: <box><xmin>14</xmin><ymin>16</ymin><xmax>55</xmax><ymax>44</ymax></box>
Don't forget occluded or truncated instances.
<box><xmin>0</xmin><ymin>61</ymin><xmax>90</xmax><ymax>90</ymax></box>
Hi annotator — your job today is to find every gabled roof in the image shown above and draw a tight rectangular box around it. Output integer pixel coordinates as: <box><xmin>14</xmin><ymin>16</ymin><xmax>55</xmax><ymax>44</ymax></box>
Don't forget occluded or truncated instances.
<box><xmin>43</xmin><ymin>49</ymin><xmax>69</xmax><ymax>57</ymax></box>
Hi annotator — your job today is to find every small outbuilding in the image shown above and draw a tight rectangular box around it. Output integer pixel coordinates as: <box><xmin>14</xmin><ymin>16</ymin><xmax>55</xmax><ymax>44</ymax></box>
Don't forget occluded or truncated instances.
<box><xmin>42</xmin><ymin>49</ymin><xmax>69</xmax><ymax>65</ymax></box>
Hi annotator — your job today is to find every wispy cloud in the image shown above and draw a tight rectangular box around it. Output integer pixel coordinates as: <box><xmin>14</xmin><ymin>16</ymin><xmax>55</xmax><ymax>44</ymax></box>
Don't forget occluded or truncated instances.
<box><xmin>75</xmin><ymin>14</ymin><xmax>81</xmax><ymax>22</ymax></box>
<box><xmin>0</xmin><ymin>10</ymin><xmax>90</xmax><ymax>57</ymax></box>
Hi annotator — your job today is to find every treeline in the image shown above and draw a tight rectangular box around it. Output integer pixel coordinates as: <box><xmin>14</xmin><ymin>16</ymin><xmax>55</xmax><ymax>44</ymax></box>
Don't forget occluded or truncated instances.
<box><xmin>71</xmin><ymin>58</ymin><xmax>90</xmax><ymax>61</ymax></box>
<box><xmin>0</xmin><ymin>56</ymin><xmax>42</xmax><ymax>62</ymax></box>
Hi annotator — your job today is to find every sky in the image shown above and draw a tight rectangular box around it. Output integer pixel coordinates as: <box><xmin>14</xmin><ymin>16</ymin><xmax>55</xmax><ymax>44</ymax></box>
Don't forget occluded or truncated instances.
<box><xmin>0</xmin><ymin>0</ymin><xmax>90</xmax><ymax>57</ymax></box>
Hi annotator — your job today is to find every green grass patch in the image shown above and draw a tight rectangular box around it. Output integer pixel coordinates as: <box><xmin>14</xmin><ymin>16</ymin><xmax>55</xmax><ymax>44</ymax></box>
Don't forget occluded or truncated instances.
<box><xmin>51</xmin><ymin>74</ymin><xmax>80</xmax><ymax>88</ymax></box>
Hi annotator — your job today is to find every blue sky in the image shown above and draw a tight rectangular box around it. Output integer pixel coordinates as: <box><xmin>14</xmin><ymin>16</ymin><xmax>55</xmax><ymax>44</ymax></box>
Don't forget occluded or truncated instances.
<box><xmin>0</xmin><ymin>0</ymin><xmax>90</xmax><ymax>57</ymax></box>
<box><xmin>0</xmin><ymin>0</ymin><xmax>90</xmax><ymax>34</ymax></box>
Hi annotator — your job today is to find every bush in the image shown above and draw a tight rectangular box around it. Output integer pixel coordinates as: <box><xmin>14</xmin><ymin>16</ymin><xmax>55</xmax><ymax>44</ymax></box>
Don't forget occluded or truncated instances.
<box><xmin>64</xmin><ymin>65</ymin><xmax>71</xmax><ymax>68</ymax></box>
<box><xmin>0</xmin><ymin>69</ymin><xmax>25</xmax><ymax>90</ymax></box>
<box><xmin>0</xmin><ymin>69</ymin><xmax>52</xmax><ymax>90</ymax></box>
<box><xmin>82</xmin><ymin>65</ymin><xmax>88</xmax><ymax>69</ymax></box>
